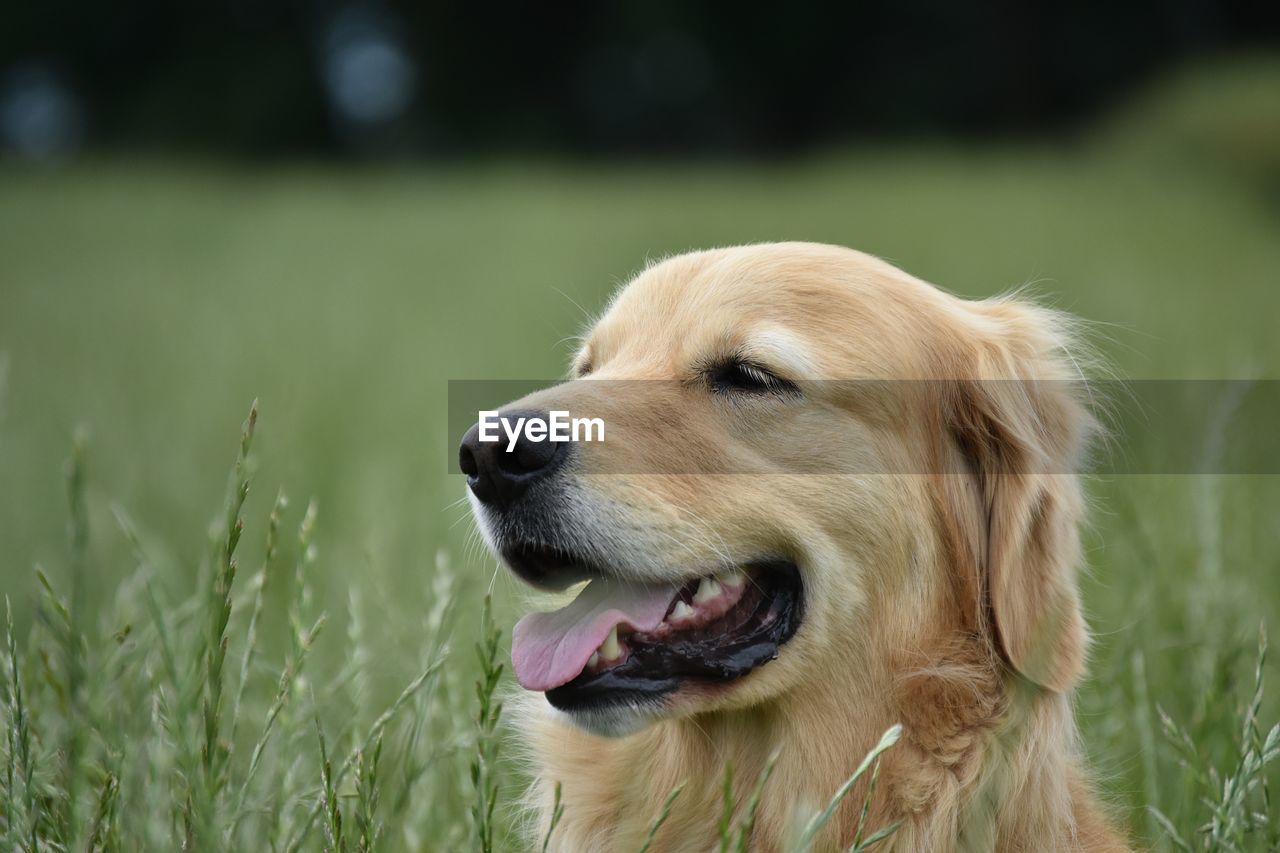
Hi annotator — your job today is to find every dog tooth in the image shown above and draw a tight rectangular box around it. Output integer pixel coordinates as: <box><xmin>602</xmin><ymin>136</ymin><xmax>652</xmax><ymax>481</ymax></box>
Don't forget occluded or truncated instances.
<box><xmin>587</xmin><ymin>652</ymin><xmax>600</xmax><ymax>669</ymax></box>
<box><xmin>669</xmin><ymin>601</ymin><xmax>695</xmax><ymax>622</ymax></box>
<box><xmin>721</xmin><ymin>571</ymin><xmax>745</xmax><ymax>589</ymax></box>
<box><xmin>693</xmin><ymin>577</ymin><xmax>722</xmax><ymax>605</ymax></box>
<box><xmin>600</xmin><ymin>625</ymin><xmax>620</xmax><ymax>660</ymax></box>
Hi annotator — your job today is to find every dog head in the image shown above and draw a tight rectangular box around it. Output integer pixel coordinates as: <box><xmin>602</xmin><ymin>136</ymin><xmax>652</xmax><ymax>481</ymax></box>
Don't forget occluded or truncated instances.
<box><xmin>461</xmin><ymin>242</ymin><xmax>1094</xmax><ymax>736</ymax></box>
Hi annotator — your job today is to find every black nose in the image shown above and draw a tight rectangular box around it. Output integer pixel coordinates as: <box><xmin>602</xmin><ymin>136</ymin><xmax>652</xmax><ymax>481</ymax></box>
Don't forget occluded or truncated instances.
<box><xmin>458</xmin><ymin>409</ymin><xmax>568</xmax><ymax>505</ymax></box>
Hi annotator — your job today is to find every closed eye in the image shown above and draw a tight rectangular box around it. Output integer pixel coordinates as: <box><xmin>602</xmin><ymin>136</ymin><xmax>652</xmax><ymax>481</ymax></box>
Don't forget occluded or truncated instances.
<box><xmin>707</xmin><ymin>358</ymin><xmax>800</xmax><ymax>397</ymax></box>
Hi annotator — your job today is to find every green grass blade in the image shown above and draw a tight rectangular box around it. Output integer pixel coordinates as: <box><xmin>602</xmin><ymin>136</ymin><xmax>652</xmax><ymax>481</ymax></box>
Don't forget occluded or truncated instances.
<box><xmin>733</xmin><ymin>748</ymin><xmax>781</xmax><ymax>853</ymax></box>
<box><xmin>797</xmin><ymin>723</ymin><xmax>902</xmax><ymax>851</ymax></box>
<box><xmin>229</xmin><ymin>489</ymin><xmax>287</xmax><ymax>750</ymax></box>
<box><xmin>637</xmin><ymin>781</ymin><xmax>686</xmax><ymax>853</ymax></box>
<box><xmin>540</xmin><ymin>780</ymin><xmax>564</xmax><ymax>853</ymax></box>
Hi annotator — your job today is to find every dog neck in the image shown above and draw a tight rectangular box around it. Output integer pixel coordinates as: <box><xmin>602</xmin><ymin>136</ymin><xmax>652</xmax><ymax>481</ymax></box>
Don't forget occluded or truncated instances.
<box><xmin>517</xmin><ymin>640</ymin><xmax>1116</xmax><ymax>852</ymax></box>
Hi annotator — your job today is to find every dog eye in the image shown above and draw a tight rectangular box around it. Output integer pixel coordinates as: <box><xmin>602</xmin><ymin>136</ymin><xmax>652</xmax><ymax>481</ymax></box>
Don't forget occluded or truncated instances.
<box><xmin>708</xmin><ymin>360</ymin><xmax>798</xmax><ymax>397</ymax></box>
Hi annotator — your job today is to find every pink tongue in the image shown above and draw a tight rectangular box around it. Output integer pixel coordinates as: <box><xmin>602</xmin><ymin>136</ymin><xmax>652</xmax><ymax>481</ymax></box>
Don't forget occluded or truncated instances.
<box><xmin>512</xmin><ymin>579</ymin><xmax>676</xmax><ymax>692</ymax></box>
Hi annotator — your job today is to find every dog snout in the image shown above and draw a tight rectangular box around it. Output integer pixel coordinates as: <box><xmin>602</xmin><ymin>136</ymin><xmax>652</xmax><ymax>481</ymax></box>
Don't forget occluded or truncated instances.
<box><xmin>459</xmin><ymin>409</ymin><xmax>568</xmax><ymax>505</ymax></box>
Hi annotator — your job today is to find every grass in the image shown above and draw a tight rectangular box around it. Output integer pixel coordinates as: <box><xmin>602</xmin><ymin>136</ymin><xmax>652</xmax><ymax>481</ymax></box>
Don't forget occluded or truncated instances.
<box><xmin>1</xmin><ymin>57</ymin><xmax>1279</xmax><ymax>850</ymax></box>
<box><xmin>0</xmin><ymin>406</ymin><xmax>909</xmax><ymax>850</ymax></box>
<box><xmin>0</xmin><ymin>401</ymin><xmax>452</xmax><ymax>849</ymax></box>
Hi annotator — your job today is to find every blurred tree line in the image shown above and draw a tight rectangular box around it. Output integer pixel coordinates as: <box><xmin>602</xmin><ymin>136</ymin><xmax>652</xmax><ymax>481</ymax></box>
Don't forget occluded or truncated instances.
<box><xmin>1</xmin><ymin>0</ymin><xmax>1278</xmax><ymax>158</ymax></box>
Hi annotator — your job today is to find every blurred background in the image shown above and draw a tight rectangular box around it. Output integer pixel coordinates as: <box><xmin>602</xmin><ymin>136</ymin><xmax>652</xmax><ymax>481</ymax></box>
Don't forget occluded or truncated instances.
<box><xmin>3</xmin><ymin>0</ymin><xmax>1280</xmax><ymax>158</ymax></box>
<box><xmin>2</xmin><ymin>3</ymin><xmax>1279</xmax><ymax>848</ymax></box>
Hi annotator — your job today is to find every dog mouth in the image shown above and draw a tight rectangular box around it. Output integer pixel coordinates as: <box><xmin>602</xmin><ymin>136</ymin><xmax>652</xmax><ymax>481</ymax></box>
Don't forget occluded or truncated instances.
<box><xmin>503</xmin><ymin>546</ymin><xmax>803</xmax><ymax>712</ymax></box>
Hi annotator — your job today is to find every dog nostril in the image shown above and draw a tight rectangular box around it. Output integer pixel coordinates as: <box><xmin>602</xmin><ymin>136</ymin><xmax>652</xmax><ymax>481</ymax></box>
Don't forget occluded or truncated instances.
<box><xmin>458</xmin><ymin>443</ymin><xmax>479</xmax><ymax>478</ymax></box>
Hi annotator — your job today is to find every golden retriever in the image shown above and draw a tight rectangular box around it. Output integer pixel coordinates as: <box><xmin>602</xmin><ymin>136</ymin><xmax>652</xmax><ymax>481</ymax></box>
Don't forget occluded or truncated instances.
<box><xmin>460</xmin><ymin>242</ymin><xmax>1128</xmax><ymax>851</ymax></box>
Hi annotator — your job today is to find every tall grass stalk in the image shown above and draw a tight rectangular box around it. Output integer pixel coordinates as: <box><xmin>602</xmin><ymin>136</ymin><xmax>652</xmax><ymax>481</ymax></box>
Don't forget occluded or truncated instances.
<box><xmin>196</xmin><ymin>401</ymin><xmax>257</xmax><ymax>838</ymax></box>
<box><xmin>85</xmin><ymin>766</ymin><xmax>120</xmax><ymax>851</ymax></box>
<box><xmin>637</xmin><ymin>781</ymin><xmax>686</xmax><ymax>853</ymax></box>
<box><xmin>470</xmin><ymin>594</ymin><xmax>504</xmax><ymax>853</ymax></box>
<box><xmin>317</xmin><ymin>715</ymin><xmax>345</xmax><ymax>852</ymax></box>
<box><xmin>717</xmin><ymin>762</ymin><xmax>735</xmax><ymax>852</ymax></box>
<box><xmin>353</xmin><ymin>734</ymin><xmax>383</xmax><ymax>853</ymax></box>
<box><xmin>3</xmin><ymin>597</ymin><xmax>37</xmax><ymax>850</ymax></box>
<box><xmin>540</xmin><ymin>780</ymin><xmax>563</xmax><ymax>853</ymax></box>
<box><xmin>229</xmin><ymin>488</ymin><xmax>287</xmax><ymax>749</ymax></box>
<box><xmin>56</xmin><ymin>428</ymin><xmax>90</xmax><ymax>845</ymax></box>
<box><xmin>227</xmin><ymin>611</ymin><xmax>326</xmax><ymax>839</ymax></box>
<box><xmin>1150</xmin><ymin>626</ymin><xmax>1280</xmax><ymax>852</ymax></box>
<box><xmin>796</xmin><ymin>723</ymin><xmax>902</xmax><ymax>852</ymax></box>
<box><xmin>848</xmin><ymin>758</ymin><xmax>898</xmax><ymax>853</ymax></box>
<box><xmin>284</xmin><ymin>656</ymin><xmax>446</xmax><ymax>852</ymax></box>
<box><xmin>733</xmin><ymin>748</ymin><xmax>781</xmax><ymax>852</ymax></box>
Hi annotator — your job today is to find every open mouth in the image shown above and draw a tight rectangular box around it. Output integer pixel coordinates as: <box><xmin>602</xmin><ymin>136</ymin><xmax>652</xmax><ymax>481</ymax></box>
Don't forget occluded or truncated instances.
<box><xmin>505</xmin><ymin>551</ymin><xmax>803</xmax><ymax>712</ymax></box>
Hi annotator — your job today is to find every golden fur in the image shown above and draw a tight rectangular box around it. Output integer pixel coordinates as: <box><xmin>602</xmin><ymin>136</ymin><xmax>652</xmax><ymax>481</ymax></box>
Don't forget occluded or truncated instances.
<box><xmin>495</xmin><ymin>243</ymin><xmax>1128</xmax><ymax>851</ymax></box>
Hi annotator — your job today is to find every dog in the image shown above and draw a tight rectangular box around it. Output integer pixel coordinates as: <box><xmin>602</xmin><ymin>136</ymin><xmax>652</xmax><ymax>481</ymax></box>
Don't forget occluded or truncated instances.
<box><xmin>460</xmin><ymin>242</ymin><xmax>1128</xmax><ymax>851</ymax></box>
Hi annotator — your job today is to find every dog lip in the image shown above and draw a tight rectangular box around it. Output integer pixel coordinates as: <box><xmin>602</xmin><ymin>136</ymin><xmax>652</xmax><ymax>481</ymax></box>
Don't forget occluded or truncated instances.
<box><xmin>500</xmin><ymin>541</ymin><xmax>601</xmax><ymax>591</ymax></box>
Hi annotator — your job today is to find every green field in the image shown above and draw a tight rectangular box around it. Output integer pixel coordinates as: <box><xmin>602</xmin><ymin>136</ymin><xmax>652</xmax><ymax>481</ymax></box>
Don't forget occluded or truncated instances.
<box><xmin>1</xmin><ymin>61</ymin><xmax>1279</xmax><ymax>850</ymax></box>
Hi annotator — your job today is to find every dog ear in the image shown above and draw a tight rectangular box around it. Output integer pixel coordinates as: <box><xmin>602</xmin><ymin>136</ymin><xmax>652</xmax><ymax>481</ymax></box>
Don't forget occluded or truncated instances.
<box><xmin>938</xmin><ymin>299</ymin><xmax>1096</xmax><ymax>693</ymax></box>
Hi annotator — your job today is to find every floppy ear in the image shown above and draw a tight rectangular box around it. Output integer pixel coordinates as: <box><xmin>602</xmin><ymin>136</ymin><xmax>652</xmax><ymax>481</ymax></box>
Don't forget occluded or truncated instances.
<box><xmin>938</xmin><ymin>299</ymin><xmax>1096</xmax><ymax>693</ymax></box>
